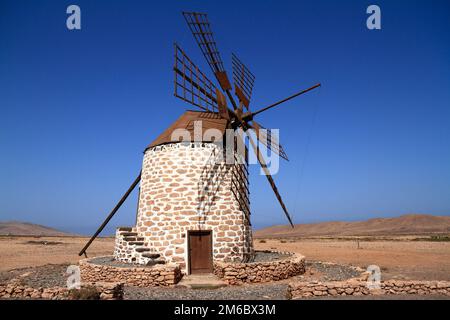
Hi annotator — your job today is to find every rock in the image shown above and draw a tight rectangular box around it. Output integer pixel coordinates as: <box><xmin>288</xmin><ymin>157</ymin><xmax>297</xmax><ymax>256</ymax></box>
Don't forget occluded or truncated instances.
<box><xmin>328</xmin><ymin>289</ymin><xmax>338</xmax><ymax>296</ymax></box>
<box><xmin>345</xmin><ymin>288</ymin><xmax>354</xmax><ymax>295</ymax></box>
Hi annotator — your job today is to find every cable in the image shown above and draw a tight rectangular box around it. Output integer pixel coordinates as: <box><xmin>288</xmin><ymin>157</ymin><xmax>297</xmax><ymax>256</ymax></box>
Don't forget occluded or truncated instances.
<box><xmin>292</xmin><ymin>85</ymin><xmax>322</xmax><ymax>221</ymax></box>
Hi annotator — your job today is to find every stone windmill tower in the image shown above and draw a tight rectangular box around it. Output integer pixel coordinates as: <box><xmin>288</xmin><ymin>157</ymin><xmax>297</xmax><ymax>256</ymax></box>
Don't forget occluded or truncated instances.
<box><xmin>79</xmin><ymin>12</ymin><xmax>320</xmax><ymax>274</ymax></box>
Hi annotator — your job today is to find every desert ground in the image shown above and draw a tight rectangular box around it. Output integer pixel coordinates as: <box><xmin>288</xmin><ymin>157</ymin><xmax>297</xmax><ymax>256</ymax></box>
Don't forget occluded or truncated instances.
<box><xmin>255</xmin><ymin>237</ymin><xmax>450</xmax><ymax>281</ymax></box>
<box><xmin>1</xmin><ymin>235</ymin><xmax>449</xmax><ymax>282</ymax></box>
<box><xmin>0</xmin><ymin>236</ymin><xmax>114</xmax><ymax>272</ymax></box>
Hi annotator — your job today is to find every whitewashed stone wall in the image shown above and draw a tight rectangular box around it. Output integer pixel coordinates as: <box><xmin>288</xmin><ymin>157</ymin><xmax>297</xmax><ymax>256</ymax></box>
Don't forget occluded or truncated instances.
<box><xmin>135</xmin><ymin>142</ymin><xmax>253</xmax><ymax>271</ymax></box>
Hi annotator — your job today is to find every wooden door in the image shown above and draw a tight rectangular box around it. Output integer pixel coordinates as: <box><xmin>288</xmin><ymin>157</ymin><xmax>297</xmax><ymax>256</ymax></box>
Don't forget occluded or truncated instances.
<box><xmin>188</xmin><ymin>231</ymin><xmax>213</xmax><ymax>274</ymax></box>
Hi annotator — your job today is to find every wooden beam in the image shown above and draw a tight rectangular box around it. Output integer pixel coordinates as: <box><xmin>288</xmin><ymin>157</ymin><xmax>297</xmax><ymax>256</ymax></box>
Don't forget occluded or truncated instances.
<box><xmin>78</xmin><ymin>173</ymin><xmax>141</xmax><ymax>256</ymax></box>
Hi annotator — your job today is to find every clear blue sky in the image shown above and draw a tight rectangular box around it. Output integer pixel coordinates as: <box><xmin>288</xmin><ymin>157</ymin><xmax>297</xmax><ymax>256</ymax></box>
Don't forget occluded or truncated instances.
<box><xmin>1</xmin><ymin>0</ymin><xmax>449</xmax><ymax>234</ymax></box>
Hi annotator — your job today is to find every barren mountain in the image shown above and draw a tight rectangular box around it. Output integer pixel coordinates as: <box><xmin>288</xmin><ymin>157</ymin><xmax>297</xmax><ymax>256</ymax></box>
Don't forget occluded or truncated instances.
<box><xmin>0</xmin><ymin>221</ymin><xmax>71</xmax><ymax>236</ymax></box>
<box><xmin>254</xmin><ymin>214</ymin><xmax>450</xmax><ymax>238</ymax></box>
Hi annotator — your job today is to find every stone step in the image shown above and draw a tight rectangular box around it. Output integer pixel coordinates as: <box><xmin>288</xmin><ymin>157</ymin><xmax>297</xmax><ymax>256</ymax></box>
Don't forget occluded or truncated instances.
<box><xmin>117</xmin><ymin>227</ymin><xmax>133</xmax><ymax>232</ymax></box>
<box><xmin>120</xmin><ymin>232</ymin><xmax>138</xmax><ymax>237</ymax></box>
<box><xmin>178</xmin><ymin>274</ymin><xmax>227</xmax><ymax>290</ymax></box>
<box><xmin>146</xmin><ymin>260</ymin><xmax>165</xmax><ymax>266</ymax></box>
<box><xmin>123</xmin><ymin>236</ymin><xmax>145</xmax><ymax>242</ymax></box>
<box><xmin>129</xmin><ymin>241</ymin><xmax>144</xmax><ymax>246</ymax></box>
<box><xmin>141</xmin><ymin>253</ymin><xmax>161</xmax><ymax>259</ymax></box>
<box><xmin>135</xmin><ymin>247</ymin><xmax>150</xmax><ymax>253</ymax></box>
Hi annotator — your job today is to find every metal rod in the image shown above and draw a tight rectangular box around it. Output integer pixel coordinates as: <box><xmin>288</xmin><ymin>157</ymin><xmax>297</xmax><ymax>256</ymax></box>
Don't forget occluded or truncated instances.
<box><xmin>78</xmin><ymin>173</ymin><xmax>142</xmax><ymax>256</ymax></box>
<box><xmin>251</xmin><ymin>83</ymin><xmax>321</xmax><ymax>117</ymax></box>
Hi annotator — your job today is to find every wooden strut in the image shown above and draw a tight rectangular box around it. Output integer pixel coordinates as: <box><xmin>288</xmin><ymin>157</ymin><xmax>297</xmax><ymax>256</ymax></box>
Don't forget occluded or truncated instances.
<box><xmin>247</xmin><ymin>134</ymin><xmax>295</xmax><ymax>228</ymax></box>
<box><xmin>249</xmin><ymin>83</ymin><xmax>321</xmax><ymax>118</ymax></box>
<box><xmin>78</xmin><ymin>173</ymin><xmax>142</xmax><ymax>257</ymax></box>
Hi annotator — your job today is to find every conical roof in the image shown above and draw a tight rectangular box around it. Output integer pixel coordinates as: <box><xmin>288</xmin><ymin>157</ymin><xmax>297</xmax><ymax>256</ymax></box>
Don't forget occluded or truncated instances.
<box><xmin>146</xmin><ymin>110</ymin><xmax>229</xmax><ymax>150</ymax></box>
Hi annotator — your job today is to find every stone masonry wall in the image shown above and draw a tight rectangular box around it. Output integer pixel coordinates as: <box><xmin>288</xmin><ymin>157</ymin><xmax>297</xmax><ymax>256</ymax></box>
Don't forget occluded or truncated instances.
<box><xmin>214</xmin><ymin>252</ymin><xmax>305</xmax><ymax>285</ymax></box>
<box><xmin>79</xmin><ymin>257</ymin><xmax>183</xmax><ymax>287</ymax></box>
<box><xmin>0</xmin><ymin>280</ymin><xmax>123</xmax><ymax>300</ymax></box>
<box><xmin>135</xmin><ymin>142</ymin><xmax>253</xmax><ymax>271</ymax></box>
<box><xmin>289</xmin><ymin>280</ymin><xmax>450</xmax><ymax>298</ymax></box>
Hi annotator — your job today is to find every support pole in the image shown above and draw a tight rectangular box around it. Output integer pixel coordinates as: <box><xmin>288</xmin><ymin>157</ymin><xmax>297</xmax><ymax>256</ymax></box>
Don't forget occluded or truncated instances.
<box><xmin>249</xmin><ymin>83</ymin><xmax>321</xmax><ymax>118</ymax></box>
<box><xmin>78</xmin><ymin>173</ymin><xmax>142</xmax><ymax>256</ymax></box>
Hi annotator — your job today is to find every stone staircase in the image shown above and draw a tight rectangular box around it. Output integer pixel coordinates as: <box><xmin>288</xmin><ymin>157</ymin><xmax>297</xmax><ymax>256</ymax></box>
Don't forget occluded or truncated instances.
<box><xmin>113</xmin><ymin>227</ymin><xmax>165</xmax><ymax>266</ymax></box>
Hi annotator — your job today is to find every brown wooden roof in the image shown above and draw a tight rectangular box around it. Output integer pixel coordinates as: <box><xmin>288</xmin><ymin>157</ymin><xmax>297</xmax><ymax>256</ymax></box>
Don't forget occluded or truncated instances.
<box><xmin>146</xmin><ymin>111</ymin><xmax>229</xmax><ymax>149</ymax></box>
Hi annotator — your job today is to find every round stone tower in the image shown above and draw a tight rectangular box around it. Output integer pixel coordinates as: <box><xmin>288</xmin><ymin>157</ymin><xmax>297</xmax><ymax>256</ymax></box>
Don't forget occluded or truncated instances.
<box><xmin>114</xmin><ymin>111</ymin><xmax>254</xmax><ymax>273</ymax></box>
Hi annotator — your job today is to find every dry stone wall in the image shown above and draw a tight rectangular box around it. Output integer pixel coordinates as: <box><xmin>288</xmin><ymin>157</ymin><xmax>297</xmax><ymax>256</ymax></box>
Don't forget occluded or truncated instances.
<box><xmin>289</xmin><ymin>280</ymin><xmax>450</xmax><ymax>298</ymax></box>
<box><xmin>214</xmin><ymin>252</ymin><xmax>305</xmax><ymax>285</ymax></box>
<box><xmin>0</xmin><ymin>280</ymin><xmax>123</xmax><ymax>300</ymax></box>
<box><xmin>79</xmin><ymin>257</ymin><xmax>183</xmax><ymax>287</ymax></box>
<box><xmin>135</xmin><ymin>142</ymin><xmax>253</xmax><ymax>271</ymax></box>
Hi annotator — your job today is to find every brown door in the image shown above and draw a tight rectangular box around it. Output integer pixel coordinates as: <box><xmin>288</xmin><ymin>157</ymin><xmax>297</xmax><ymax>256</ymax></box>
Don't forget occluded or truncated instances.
<box><xmin>188</xmin><ymin>231</ymin><xmax>213</xmax><ymax>274</ymax></box>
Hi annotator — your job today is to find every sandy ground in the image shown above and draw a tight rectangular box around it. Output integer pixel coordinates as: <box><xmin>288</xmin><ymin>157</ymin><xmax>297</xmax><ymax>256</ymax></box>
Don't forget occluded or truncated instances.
<box><xmin>0</xmin><ymin>236</ymin><xmax>113</xmax><ymax>272</ymax></box>
<box><xmin>255</xmin><ymin>238</ymin><xmax>450</xmax><ymax>281</ymax></box>
<box><xmin>1</xmin><ymin>236</ymin><xmax>449</xmax><ymax>282</ymax></box>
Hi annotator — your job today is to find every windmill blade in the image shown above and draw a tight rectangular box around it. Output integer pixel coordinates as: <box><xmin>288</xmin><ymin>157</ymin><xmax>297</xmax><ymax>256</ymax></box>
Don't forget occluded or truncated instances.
<box><xmin>247</xmin><ymin>133</ymin><xmax>294</xmax><ymax>228</ymax></box>
<box><xmin>182</xmin><ymin>12</ymin><xmax>233</xmax><ymax>93</ymax></box>
<box><xmin>232</xmin><ymin>53</ymin><xmax>255</xmax><ymax>110</ymax></box>
<box><xmin>230</xmin><ymin>129</ymin><xmax>251</xmax><ymax>222</ymax></box>
<box><xmin>230</xmin><ymin>161</ymin><xmax>251</xmax><ymax>223</ymax></box>
<box><xmin>174</xmin><ymin>43</ymin><xmax>227</xmax><ymax>114</ymax></box>
<box><xmin>252</xmin><ymin>120</ymin><xmax>289</xmax><ymax>161</ymax></box>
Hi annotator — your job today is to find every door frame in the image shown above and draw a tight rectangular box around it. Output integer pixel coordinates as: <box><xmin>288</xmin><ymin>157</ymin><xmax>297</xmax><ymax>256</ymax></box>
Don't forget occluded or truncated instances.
<box><xmin>187</xmin><ymin>230</ymin><xmax>213</xmax><ymax>275</ymax></box>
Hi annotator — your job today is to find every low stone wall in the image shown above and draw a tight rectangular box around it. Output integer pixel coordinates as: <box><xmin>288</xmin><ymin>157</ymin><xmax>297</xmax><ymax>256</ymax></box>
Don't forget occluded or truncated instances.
<box><xmin>0</xmin><ymin>281</ymin><xmax>123</xmax><ymax>300</ymax></box>
<box><xmin>214</xmin><ymin>251</ymin><xmax>305</xmax><ymax>285</ymax></box>
<box><xmin>79</xmin><ymin>256</ymin><xmax>183</xmax><ymax>287</ymax></box>
<box><xmin>289</xmin><ymin>280</ymin><xmax>450</xmax><ymax>298</ymax></box>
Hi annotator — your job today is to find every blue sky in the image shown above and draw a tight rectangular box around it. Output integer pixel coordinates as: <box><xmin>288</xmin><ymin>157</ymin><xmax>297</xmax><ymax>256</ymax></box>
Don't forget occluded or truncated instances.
<box><xmin>0</xmin><ymin>0</ymin><xmax>449</xmax><ymax>234</ymax></box>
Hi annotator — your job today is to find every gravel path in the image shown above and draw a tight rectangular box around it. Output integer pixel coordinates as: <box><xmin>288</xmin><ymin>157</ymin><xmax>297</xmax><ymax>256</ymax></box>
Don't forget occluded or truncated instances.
<box><xmin>305</xmin><ymin>261</ymin><xmax>361</xmax><ymax>281</ymax></box>
<box><xmin>87</xmin><ymin>256</ymin><xmax>155</xmax><ymax>268</ymax></box>
<box><xmin>0</xmin><ymin>264</ymin><xmax>68</xmax><ymax>288</ymax></box>
<box><xmin>124</xmin><ymin>283</ymin><xmax>290</xmax><ymax>300</ymax></box>
<box><xmin>87</xmin><ymin>251</ymin><xmax>291</xmax><ymax>268</ymax></box>
<box><xmin>252</xmin><ymin>251</ymin><xmax>291</xmax><ymax>262</ymax></box>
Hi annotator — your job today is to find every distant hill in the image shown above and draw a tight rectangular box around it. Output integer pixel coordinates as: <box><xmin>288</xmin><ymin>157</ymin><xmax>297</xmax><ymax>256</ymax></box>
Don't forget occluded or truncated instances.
<box><xmin>0</xmin><ymin>221</ymin><xmax>72</xmax><ymax>236</ymax></box>
<box><xmin>254</xmin><ymin>214</ymin><xmax>450</xmax><ymax>238</ymax></box>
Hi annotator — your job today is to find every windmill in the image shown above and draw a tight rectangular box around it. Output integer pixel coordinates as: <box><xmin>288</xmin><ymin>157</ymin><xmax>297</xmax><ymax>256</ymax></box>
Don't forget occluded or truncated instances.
<box><xmin>79</xmin><ymin>12</ymin><xmax>320</xmax><ymax>271</ymax></box>
<box><xmin>176</xmin><ymin>11</ymin><xmax>320</xmax><ymax>227</ymax></box>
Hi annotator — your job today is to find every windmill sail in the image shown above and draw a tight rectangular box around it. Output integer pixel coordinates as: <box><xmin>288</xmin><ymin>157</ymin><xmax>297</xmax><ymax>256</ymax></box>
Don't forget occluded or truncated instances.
<box><xmin>174</xmin><ymin>43</ymin><xmax>220</xmax><ymax>112</ymax></box>
<box><xmin>182</xmin><ymin>12</ymin><xmax>232</xmax><ymax>92</ymax></box>
<box><xmin>252</xmin><ymin>120</ymin><xmax>289</xmax><ymax>161</ymax></box>
<box><xmin>232</xmin><ymin>53</ymin><xmax>255</xmax><ymax>109</ymax></box>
